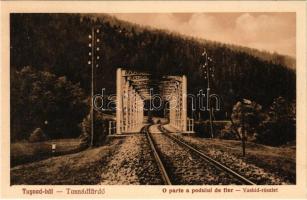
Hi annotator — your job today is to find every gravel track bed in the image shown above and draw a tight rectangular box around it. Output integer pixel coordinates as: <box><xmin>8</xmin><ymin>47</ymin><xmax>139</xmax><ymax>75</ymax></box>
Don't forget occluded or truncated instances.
<box><xmin>150</xmin><ymin>126</ymin><xmax>242</xmax><ymax>185</ymax></box>
<box><xmin>174</xmin><ymin>134</ymin><xmax>288</xmax><ymax>185</ymax></box>
<box><xmin>100</xmin><ymin>134</ymin><xmax>164</xmax><ymax>185</ymax></box>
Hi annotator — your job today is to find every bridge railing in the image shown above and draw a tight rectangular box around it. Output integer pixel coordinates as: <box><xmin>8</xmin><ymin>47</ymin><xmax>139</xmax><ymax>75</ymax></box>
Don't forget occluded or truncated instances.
<box><xmin>187</xmin><ymin>118</ymin><xmax>194</xmax><ymax>133</ymax></box>
<box><xmin>108</xmin><ymin>121</ymin><xmax>116</xmax><ymax>135</ymax></box>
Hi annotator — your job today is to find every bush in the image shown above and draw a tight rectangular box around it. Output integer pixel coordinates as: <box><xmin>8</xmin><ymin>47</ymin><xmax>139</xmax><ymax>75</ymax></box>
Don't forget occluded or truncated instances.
<box><xmin>195</xmin><ymin>120</ymin><xmax>232</xmax><ymax>138</ymax></box>
<box><xmin>219</xmin><ymin>122</ymin><xmax>238</xmax><ymax>140</ymax></box>
<box><xmin>256</xmin><ymin>97</ymin><xmax>296</xmax><ymax>146</ymax></box>
<box><xmin>79</xmin><ymin>115</ymin><xmax>91</xmax><ymax>148</ymax></box>
<box><xmin>29</xmin><ymin>128</ymin><xmax>47</xmax><ymax>142</ymax></box>
<box><xmin>79</xmin><ymin>112</ymin><xmax>109</xmax><ymax>147</ymax></box>
<box><xmin>231</xmin><ymin>100</ymin><xmax>263</xmax><ymax>141</ymax></box>
<box><xmin>93</xmin><ymin>112</ymin><xmax>109</xmax><ymax>146</ymax></box>
<box><xmin>11</xmin><ymin>66</ymin><xmax>87</xmax><ymax>141</ymax></box>
<box><xmin>257</xmin><ymin>120</ymin><xmax>295</xmax><ymax>146</ymax></box>
<box><xmin>194</xmin><ymin>121</ymin><xmax>211</xmax><ymax>138</ymax></box>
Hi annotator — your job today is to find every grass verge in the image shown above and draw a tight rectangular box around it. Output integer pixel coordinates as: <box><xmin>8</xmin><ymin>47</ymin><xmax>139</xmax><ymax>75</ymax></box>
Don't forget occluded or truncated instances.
<box><xmin>11</xmin><ymin>138</ymin><xmax>123</xmax><ymax>185</ymax></box>
<box><xmin>11</xmin><ymin>138</ymin><xmax>84</xmax><ymax>167</ymax></box>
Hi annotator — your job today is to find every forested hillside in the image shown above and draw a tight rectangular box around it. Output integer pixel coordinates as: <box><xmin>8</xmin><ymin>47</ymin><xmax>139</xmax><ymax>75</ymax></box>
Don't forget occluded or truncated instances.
<box><xmin>10</xmin><ymin>13</ymin><xmax>296</xmax><ymax>140</ymax></box>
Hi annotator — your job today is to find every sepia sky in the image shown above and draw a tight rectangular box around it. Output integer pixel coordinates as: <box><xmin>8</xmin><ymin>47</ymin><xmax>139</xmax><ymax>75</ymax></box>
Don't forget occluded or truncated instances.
<box><xmin>112</xmin><ymin>13</ymin><xmax>296</xmax><ymax>57</ymax></box>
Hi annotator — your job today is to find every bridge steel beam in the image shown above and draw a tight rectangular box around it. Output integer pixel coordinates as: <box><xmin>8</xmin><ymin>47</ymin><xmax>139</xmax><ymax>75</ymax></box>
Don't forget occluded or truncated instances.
<box><xmin>116</xmin><ymin>68</ymin><xmax>123</xmax><ymax>134</ymax></box>
<box><xmin>117</xmin><ymin>69</ymin><xmax>187</xmax><ymax>134</ymax></box>
<box><xmin>116</xmin><ymin>68</ymin><xmax>145</xmax><ymax>134</ymax></box>
<box><xmin>167</xmin><ymin>75</ymin><xmax>187</xmax><ymax>132</ymax></box>
<box><xmin>182</xmin><ymin>75</ymin><xmax>187</xmax><ymax>132</ymax></box>
<box><xmin>123</xmin><ymin>75</ymin><xmax>128</xmax><ymax>132</ymax></box>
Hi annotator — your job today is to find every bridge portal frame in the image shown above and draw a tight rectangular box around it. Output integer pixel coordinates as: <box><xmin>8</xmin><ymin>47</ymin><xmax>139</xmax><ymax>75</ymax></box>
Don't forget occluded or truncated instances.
<box><xmin>116</xmin><ymin>68</ymin><xmax>188</xmax><ymax>134</ymax></box>
<box><xmin>116</xmin><ymin>68</ymin><xmax>144</xmax><ymax>134</ymax></box>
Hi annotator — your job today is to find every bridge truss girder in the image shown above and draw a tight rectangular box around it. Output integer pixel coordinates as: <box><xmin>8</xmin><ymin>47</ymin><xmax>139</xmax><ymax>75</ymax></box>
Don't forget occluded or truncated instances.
<box><xmin>116</xmin><ymin>68</ymin><xmax>187</xmax><ymax>134</ymax></box>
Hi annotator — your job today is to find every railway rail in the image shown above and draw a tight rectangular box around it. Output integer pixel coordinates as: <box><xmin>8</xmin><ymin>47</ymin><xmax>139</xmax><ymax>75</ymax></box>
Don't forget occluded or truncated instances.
<box><xmin>142</xmin><ymin>125</ymin><xmax>172</xmax><ymax>185</ymax></box>
<box><xmin>144</xmin><ymin>124</ymin><xmax>256</xmax><ymax>185</ymax></box>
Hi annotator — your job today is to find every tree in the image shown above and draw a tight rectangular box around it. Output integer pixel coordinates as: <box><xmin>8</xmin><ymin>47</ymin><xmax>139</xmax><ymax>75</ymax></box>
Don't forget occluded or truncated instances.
<box><xmin>230</xmin><ymin>99</ymin><xmax>263</xmax><ymax>156</ymax></box>
<box><xmin>11</xmin><ymin>66</ymin><xmax>87</xmax><ymax>141</ymax></box>
<box><xmin>257</xmin><ymin>97</ymin><xmax>295</xmax><ymax>146</ymax></box>
<box><xmin>10</xmin><ymin>13</ymin><xmax>295</xmax><ymax>111</ymax></box>
<box><xmin>10</xmin><ymin>14</ymin><xmax>296</xmax><ymax>143</ymax></box>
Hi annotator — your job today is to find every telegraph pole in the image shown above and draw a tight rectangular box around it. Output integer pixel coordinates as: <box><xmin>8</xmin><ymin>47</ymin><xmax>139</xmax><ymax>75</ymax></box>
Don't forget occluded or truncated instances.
<box><xmin>201</xmin><ymin>48</ymin><xmax>214</xmax><ymax>138</ymax></box>
<box><xmin>88</xmin><ymin>26</ymin><xmax>101</xmax><ymax>147</ymax></box>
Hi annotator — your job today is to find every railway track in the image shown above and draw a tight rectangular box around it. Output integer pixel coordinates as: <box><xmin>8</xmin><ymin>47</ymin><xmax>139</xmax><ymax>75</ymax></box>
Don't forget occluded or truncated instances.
<box><xmin>144</xmin><ymin>124</ymin><xmax>256</xmax><ymax>185</ymax></box>
<box><xmin>142</xmin><ymin>125</ymin><xmax>172</xmax><ymax>185</ymax></box>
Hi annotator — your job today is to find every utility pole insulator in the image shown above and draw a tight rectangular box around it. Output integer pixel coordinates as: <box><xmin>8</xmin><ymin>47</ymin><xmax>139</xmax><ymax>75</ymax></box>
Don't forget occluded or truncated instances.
<box><xmin>200</xmin><ymin>48</ymin><xmax>215</xmax><ymax>138</ymax></box>
<box><xmin>88</xmin><ymin>26</ymin><xmax>102</xmax><ymax>147</ymax></box>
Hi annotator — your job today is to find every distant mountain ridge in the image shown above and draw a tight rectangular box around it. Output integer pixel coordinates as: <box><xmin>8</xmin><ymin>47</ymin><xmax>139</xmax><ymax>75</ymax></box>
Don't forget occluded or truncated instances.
<box><xmin>92</xmin><ymin>14</ymin><xmax>296</xmax><ymax>70</ymax></box>
<box><xmin>11</xmin><ymin>13</ymin><xmax>295</xmax><ymax>115</ymax></box>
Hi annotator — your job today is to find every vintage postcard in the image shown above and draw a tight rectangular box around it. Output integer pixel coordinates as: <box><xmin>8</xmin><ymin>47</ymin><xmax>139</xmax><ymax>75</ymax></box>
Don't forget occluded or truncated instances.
<box><xmin>1</xmin><ymin>0</ymin><xmax>306</xmax><ymax>199</ymax></box>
